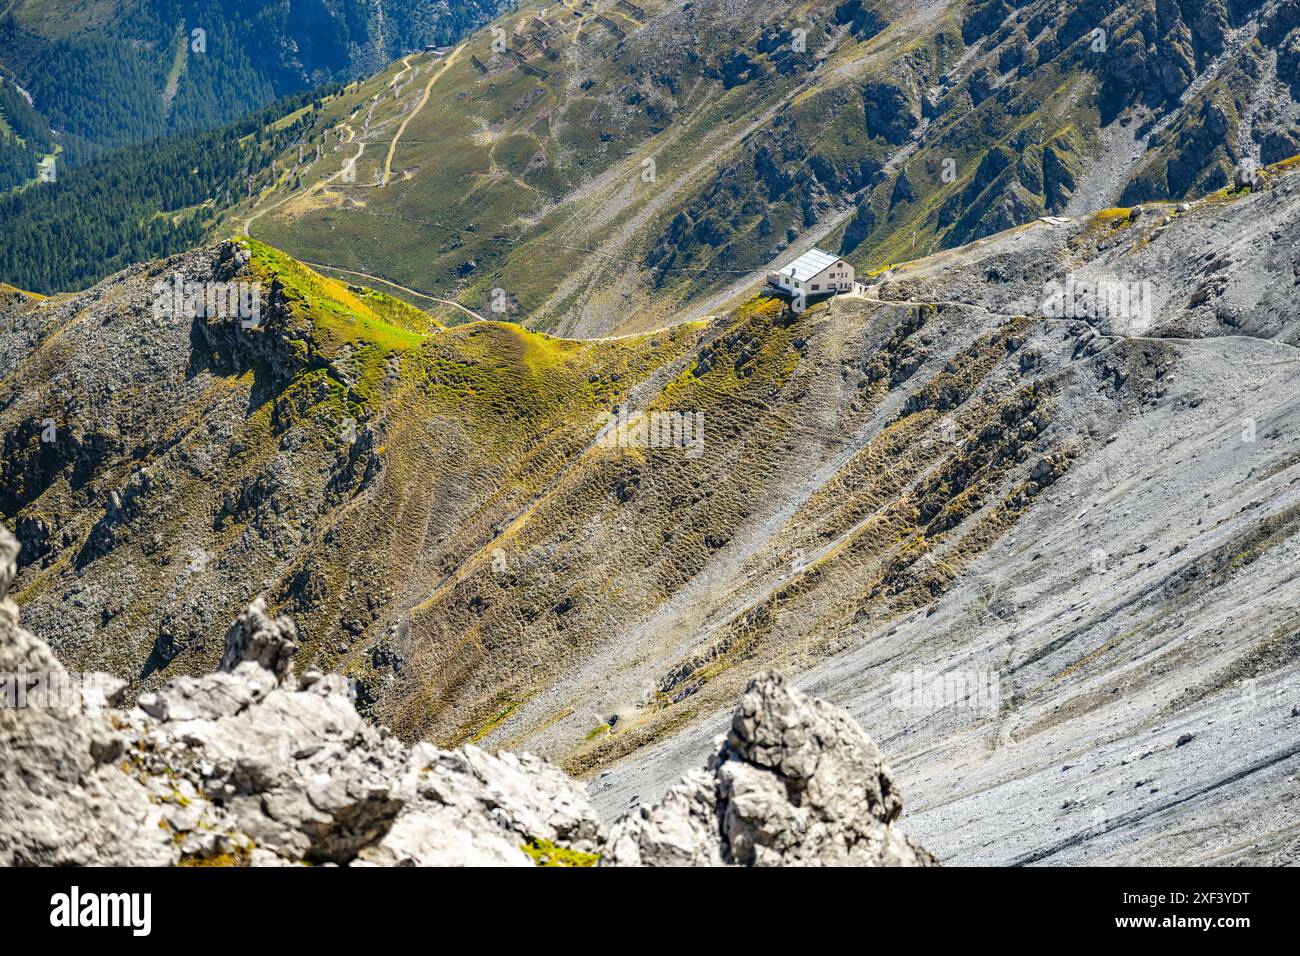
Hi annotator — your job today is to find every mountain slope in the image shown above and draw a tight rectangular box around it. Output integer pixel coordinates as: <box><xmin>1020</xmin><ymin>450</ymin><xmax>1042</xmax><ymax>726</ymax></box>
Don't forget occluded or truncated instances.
<box><xmin>0</xmin><ymin>0</ymin><xmax>511</xmax><ymax>162</ymax></box>
<box><xmin>3</xmin><ymin>158</ymin><xmax>1299</xmax><ymax>864</ymax></box>
<box><xmin>10</xmin><ymin>0</ymin><xmax>1298</xmax><ymax>321</ymax></box>
<box><xmin>0</xmin><ymin>74</ymin><xmax>54</xmax><ymax>190</ymax></box>
<box><xmin>228</xmin><ymin>0</ymin><xmax>1300</xmax><ymax>337</ymax></box>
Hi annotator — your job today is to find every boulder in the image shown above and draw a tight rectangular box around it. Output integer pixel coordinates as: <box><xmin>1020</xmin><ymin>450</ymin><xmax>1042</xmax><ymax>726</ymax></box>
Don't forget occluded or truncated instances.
<box><xmin>0</xmin><ymin>526</ymin><xmax>932</xmax><ymax>867</ymax></box>
<box><xmin>604</xmin><ymin>672</ymin><xmax>936</xmax><ymax>866</ymax></box>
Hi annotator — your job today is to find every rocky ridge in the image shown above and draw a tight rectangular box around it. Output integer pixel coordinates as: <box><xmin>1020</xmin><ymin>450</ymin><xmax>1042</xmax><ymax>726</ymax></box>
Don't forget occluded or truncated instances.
<box><xmin>0</xmin><ymin>526</ymin><xmax>932</xmax><ymax>867</ymax></box>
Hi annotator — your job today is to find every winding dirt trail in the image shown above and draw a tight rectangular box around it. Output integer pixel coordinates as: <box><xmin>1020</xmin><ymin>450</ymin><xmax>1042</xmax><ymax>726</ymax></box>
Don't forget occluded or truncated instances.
<box><xmin>381</xmin><ymin>44</ymin><xmax>465</xmax><ymax>187</ymax></box>
<box><xmin>300</xmin><ymin>259</ymin><xmax>486</xmax><ymax>322</ymax></box>
<box><xmin>241</xmin><ymin>140</ymin><xmax>365</xmax><ymax>237</ymax></box>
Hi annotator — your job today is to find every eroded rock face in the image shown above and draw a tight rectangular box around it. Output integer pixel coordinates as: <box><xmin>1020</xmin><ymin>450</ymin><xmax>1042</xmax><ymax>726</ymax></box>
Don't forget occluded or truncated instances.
<box><xmin>0</xmin><ymin>526</ymin><xmax>930</xmax><ymax>866</ymax></box>
<box><xmin>0</xmin><ymin>526</ymin><xmax>171</xmax><ymax>867</ymax></box>
<box><xmin>604</xmin><ymin>672</ymin><xmax>936</xmax><ymax>867</ymax></box>
<box><xmin>216</xmin><ymin>596</ymin><xmax>299</xmax><ymax>683</ymax></box>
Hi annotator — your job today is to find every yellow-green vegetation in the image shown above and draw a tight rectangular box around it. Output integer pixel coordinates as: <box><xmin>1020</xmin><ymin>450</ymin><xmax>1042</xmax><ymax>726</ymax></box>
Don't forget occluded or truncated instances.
<box><xmin>564</xmin><ymin>701</ymin><xmax>699</xmax><ymax>778</ymax></box>
<box><xmin>1091</xmin><ymin>207</ymin><xmax>1133</xmax><ymax>222</ymax></box>
<box><xmin>238</xmin><ymin>237</ymin><xmax>437</xmax><ymax>401</ymax></box>
<box><xmin>398</xmin><ymin>319</ymin><xmax>683</xmax><ymax>461</ymax></box>
<box><xmin>520</xmin><ymin>838</ymin><xmax>600</xmax><ymax>867</ymax></box>
<box><xmin>0</xmin><ymin>283</ymin><xmax>45</xmax><ymax>300</ymax></box>
<box><xmin>177</xmin><ymin>850</ymin><xmax>251</xmax><ymax>867</ymax></box>
<box><xmin>240</xmin><ymin>237</ymin><xmax>436</xmax><ymax>336</ymax></box>
<box><xmin>470</xmin><ymin>700</ymin><xmax>520</xmax><ymax>742</ymax></box>
<box><xmin>1069</xmin><ymin>206</ymin><xmax>1140</xmax><ymax>253</ymax></box>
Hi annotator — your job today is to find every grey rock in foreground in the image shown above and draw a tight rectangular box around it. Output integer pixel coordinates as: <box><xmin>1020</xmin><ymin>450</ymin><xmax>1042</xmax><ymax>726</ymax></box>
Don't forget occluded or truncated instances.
<box><xmin>604</xmin><ymin>673</ymin><xmax>936</xmax><ymax>866</ymax></box>
<box><xmin>0</xmin><ymin>526</ymin><xmax>930</xmax><ymax>866</ymax></box>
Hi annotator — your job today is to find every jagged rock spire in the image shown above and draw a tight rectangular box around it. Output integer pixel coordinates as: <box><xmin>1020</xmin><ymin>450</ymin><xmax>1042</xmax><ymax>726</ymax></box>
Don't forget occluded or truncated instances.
<box><xmin>0</xmin><ymin>526</ymin><xmax>931</xmax><ymax>866</ymax></box>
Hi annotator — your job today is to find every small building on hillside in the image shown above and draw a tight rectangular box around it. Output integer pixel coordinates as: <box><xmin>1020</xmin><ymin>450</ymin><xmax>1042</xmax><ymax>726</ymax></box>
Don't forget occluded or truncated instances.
<box><xmin>767</xmin><ymin>248</ymin><xmax>854</xmax><ymax>299</ymax></box>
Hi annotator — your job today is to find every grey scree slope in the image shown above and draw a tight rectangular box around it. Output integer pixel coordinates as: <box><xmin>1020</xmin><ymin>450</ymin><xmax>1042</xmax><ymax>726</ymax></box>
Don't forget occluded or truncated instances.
<box><xmin>594</xmin><ymin>176</ymin><xmax>1300</xmax><ymax>866</ymax></box>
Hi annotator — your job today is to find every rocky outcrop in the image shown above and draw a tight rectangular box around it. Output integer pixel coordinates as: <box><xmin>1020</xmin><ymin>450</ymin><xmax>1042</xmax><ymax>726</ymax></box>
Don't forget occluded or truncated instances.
<box><xmin>0</xmin><ymin>525</ymin><xmax>931</xmax><ymax>867</ymax></box>
<box><xmin>215</xmin><ymin>596</ymin><xmax>299</xmax><ymax>682</ymax></box>
<box><xmin>863</xmin><ymin>78</ymin><xmax>921</xmax><ymax>146</ymax></box>
<box><xmin>604</xmin><ymin>673</ymin><xmax>936</xmax><ymax>866</ymax></box>
<box><xmin>0</xmin><ymin>527</ymin><xmax>171</xmax><ymax>866</ymax></box>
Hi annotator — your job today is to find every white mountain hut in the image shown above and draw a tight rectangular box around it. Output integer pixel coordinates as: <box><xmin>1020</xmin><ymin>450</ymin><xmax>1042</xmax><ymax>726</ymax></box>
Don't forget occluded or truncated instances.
<box><xmin>766</xmin><ymin>248</ymin><xmax>855</xmax><ymax>300</ymax></box>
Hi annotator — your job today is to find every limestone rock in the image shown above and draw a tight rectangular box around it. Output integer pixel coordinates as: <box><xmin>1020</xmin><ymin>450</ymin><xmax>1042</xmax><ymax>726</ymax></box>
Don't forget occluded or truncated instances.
<box><xmin>217</xmin><ymin>596</ymin><xmax>298</xmax><ymax>683</ymax></box>
<box><xmin>603</xmin><ymin>672</ymin><xmax>936</xmax><ymax>866</ymax></box>
<box><xmin>0</xmin><ymin>527</ymin><xmax>174</xmax><ymax>866</ymax></box>
<box><xmin>0</xmin><ymin>526</ymin><xmax>929</xmax><ymax>867</ymax></box>
<box><xmin>602</xmin><ymin>768</ymin><xmax>725</xmax><ymax>866</ymax></box>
